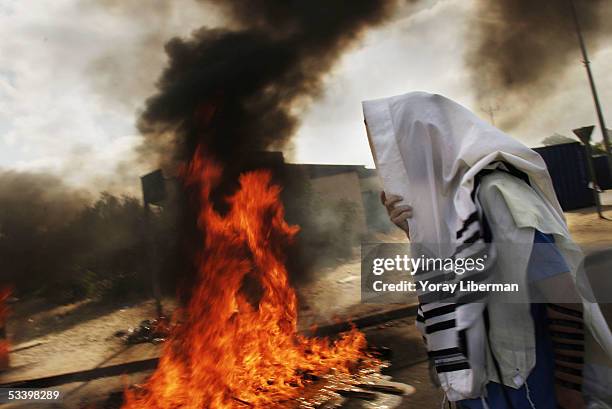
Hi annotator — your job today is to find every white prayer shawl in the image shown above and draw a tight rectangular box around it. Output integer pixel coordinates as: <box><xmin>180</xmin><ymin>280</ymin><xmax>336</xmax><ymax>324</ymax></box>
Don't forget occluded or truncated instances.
<box><xmin>362</xmin><ymin>91</ymin><xmax>612</xmax><ymax>401</ymax></box>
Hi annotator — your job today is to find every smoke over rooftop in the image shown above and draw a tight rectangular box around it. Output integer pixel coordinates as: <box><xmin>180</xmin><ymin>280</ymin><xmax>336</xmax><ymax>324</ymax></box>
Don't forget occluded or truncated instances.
<box><xmin>467</xmin><ymin>0</ymin><xmax>612</xmax><ymax>129</ymax></box>
<box><xmin>137</xmin><ymin>0</ymin><xmax>398</xmax><ymax>170</ymax></box>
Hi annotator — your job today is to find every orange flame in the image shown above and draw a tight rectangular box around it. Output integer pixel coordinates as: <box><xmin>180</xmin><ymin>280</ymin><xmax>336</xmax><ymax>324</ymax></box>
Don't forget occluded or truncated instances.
<box><xmin>0</xmin><ymin>287</ymin><xmax>10</xmax><ymax>370</ymax></box>
<box><xmin>122</xmin><ymin>150</ymin><xmax>367</xmax><ymax>408</ymax></box>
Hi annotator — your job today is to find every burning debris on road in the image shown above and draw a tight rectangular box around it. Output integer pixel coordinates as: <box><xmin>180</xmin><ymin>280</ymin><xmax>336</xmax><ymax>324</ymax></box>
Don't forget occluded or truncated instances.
<box><xmin>114</xmin><ymin>317</ymin><xmax>172</xmax><ymax>345</ymax></box>
<box><xmin>116</xmin><ymin>3</ymin><xmax>405</xmax><ymax>404</ymax></box>
<box><xmin>119</xmin><ymin>150</ymin><xmax>389</xmax><ymax>408</ymax></box>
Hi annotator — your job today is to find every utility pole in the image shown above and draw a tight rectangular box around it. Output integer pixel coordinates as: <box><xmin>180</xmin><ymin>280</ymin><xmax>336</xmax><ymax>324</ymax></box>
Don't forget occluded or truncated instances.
<box><xmin>141</xmin><ymin>170</ymin><xmax>167</xmax><ymax>318</ymax></box>
<box><xmin>569</xmin><ymin>0</ymin><xmax>612</xmax><ymax>177</ymax></box>
<box><xmin>573</xmin><ymin>126</ymin><xmax>604</xmax><ymax>219</ymax></box>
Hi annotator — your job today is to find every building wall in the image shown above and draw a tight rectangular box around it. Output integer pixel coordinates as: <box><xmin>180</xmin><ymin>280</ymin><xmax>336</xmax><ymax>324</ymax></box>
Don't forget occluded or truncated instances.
<box><xmin>534</xmin><ymin>142</ymin><xmax>594</xmax><ymax>210</ymax></box>
<box><xmin>309</xmin><ymin>171</ymin><xmax>368</xmax><ymax>236</ymax></box>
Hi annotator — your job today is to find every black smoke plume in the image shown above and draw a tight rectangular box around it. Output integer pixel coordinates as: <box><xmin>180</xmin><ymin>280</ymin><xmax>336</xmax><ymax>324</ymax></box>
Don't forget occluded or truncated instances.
<box><xmin>138</xmin><ymin>0</ymin><xmax>397</xmax><ymax>169</ymax></box>
<box><xmin>467</xmin><ymin>0</ymin><xmax>612</xmax><ymax>128</ymax></box>
<box><xmin>0</xmin><ymin>170</ymin><xmax>179</xmax><ymax>305</ymax></box>
<box><xmin>0</xmin><ymin>171</ymin><xmax>86</xmax><ymax>296</ymax></box>
<box><xmin>136</xmin><ymin>0</ymin><xmax>399</xmax><ymax>292</ymax></box>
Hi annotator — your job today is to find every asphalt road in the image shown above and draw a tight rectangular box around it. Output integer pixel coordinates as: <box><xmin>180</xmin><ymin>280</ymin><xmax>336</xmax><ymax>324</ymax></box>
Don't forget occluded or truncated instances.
<box><xmin>359</xmin><ymin>316</ymin><xmax>445</xmax><ymax>409</ymax></box>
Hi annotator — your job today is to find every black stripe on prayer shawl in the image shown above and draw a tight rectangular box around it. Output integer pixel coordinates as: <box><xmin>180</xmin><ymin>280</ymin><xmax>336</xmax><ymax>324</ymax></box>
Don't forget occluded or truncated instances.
<box><xmin>470</xmin><ymin>162</ymin><xmax>531</xmax><ymax>201</ymax></box>
<box><xmin>435</xmin><ymin>362</ymin><xmax>471</xmax><ymax>373</ymax></box>
<box><xmin>423</xmin><ymin>304</ymin><xmax>457</xmax><ymax>320</ymax></box>
<box><xmin>425</xmin><ymin>319</ymin><xmax>455</xmax><ymax>334</ymax></box>
<box><xmin>456</xmin><ymin>211</ymin><xmax>479</xmax><ymax>239</ymax></box>
<box><xmin>459</xmin><ymin>329</ymin><xmax>468</xmax><ymax>358</ymax></box>
<box><xmin>416</xmin><ymin>167</ymin><xmax>505</xmax><ymax>391</ymax></box>
<box><xmin>427</xmin><ymin>347</ymin><xmax>463</xmax><ymax>358</ymax></box>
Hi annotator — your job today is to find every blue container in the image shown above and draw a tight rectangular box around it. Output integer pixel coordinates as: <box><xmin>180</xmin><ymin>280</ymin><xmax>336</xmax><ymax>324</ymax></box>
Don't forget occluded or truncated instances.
<box><xmin>533</xmin><ymin>142</ymin><xmax>594</xmax><ymax>210</ymax></box>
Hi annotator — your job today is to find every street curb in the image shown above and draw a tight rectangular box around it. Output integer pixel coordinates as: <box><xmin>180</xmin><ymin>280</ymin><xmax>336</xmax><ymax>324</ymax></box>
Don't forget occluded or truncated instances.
<box><xmin>0</xmin><ymin>304</ymin><xmax>419</xmax><ymax>389</ymax></box>
<box><xmin>310</xmin><ymin>303</ymin><xmax>419</xmax><ymax>337</ymax></box>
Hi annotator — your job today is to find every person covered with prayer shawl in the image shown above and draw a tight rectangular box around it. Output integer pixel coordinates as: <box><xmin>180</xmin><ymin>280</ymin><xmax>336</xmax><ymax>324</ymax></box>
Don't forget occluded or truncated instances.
<box><xmin>363</xmin><ymin>92</ymin><xmax>612</xmax><ymax>409</ymax></box>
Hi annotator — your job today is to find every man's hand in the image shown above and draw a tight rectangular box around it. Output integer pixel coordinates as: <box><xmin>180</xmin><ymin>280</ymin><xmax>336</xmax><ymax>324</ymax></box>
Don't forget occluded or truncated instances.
<box><xmin>380</xmin><ymin>191</ymin><xmax>412</xmax><ymax>237</ymax></box>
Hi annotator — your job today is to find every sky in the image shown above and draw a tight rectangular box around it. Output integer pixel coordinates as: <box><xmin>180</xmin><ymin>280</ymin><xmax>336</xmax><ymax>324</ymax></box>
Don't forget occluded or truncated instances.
<box><xmin>0</xmin><ymin>0</ymin><xmax>611</xmax><ymax>194</ymax></box>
